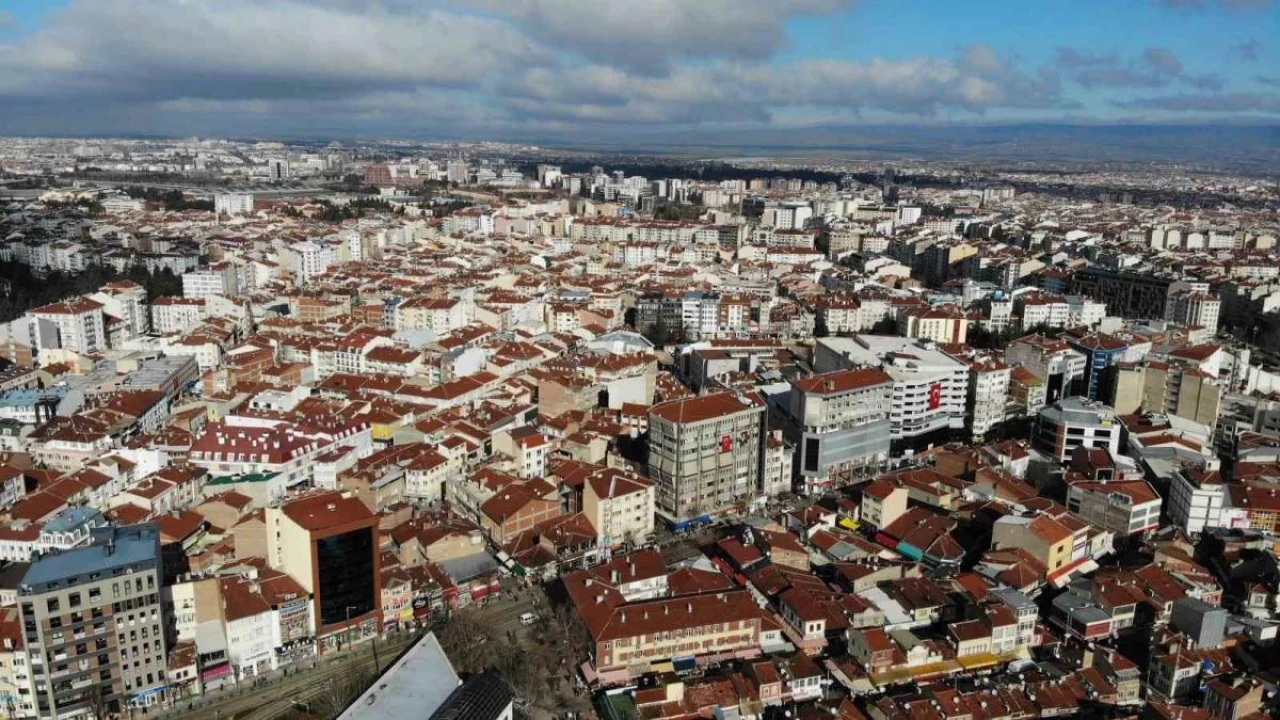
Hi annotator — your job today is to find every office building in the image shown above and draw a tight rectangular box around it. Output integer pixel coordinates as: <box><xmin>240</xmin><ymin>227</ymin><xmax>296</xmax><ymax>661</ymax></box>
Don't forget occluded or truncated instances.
<box><xmin>815</xmin><ymin>336</ymin><xmax>969</xmax><ymax>457</ymax></box>
<box><xmin>268</xmin><ymin>159</ymin><xmax>290</xmax><ymax>181</ymax></box>
<box><xmin>266</xmin><ymin>491</ymin><xmax>381</xmax><ymax>653</ymax></box>
<box><xmin>1034</xmin><ymin>397</ymin><xmax>1120</xmax><ymax>462</ymax></box>
<box><xmin>788</xmin><ymin>368</ymin><xmax>893</xmax><ymax>493</ymax></box>
<box><xmin>18</xmin><ymin>524</ymin><xmax>166</xmax><ymax>717</ymax></box>
<box><xmin>1071</xmin><ymin>267</ymin><xmax>1173</xmax><ymax>320</ymax></box>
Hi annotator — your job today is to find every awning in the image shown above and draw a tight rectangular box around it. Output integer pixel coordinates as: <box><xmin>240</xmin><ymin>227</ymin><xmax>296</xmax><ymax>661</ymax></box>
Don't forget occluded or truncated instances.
<box><xmin>650</xmin><ymin>661</ymin><xmax>674</xmax><ymax>673</ymax></box>
<box><xmin>673</xmin><ymin>657</ymin><xmax>697</xmax><ymax>672</ymax></box>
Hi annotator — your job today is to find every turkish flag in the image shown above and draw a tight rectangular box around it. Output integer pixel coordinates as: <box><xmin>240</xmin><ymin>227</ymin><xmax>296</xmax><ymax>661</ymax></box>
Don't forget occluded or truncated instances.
<box><xmin>927</xmin><ymin>383</ymin><xmax>942</xmax><ymax>410</ymax></box>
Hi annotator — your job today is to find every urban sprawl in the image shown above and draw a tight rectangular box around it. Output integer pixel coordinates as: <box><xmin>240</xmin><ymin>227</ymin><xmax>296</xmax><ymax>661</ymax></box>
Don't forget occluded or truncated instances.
<box><xmin>0</xmin><ymin>136</ymin><xmax>1276</xmax><ymax>720</ymax></box>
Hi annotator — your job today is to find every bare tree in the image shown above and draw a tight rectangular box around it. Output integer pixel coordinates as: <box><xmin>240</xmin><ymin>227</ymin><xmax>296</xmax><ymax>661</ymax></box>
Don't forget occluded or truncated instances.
<box><xmin>437</xmin><ymin>610</ymin><xmax>497</xmax><ymax>674</ymax></box>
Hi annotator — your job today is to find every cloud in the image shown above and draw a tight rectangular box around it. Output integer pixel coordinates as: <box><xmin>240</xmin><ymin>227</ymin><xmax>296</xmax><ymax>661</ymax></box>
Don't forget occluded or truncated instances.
<box><xmin>1115</xmin><ymin>91</ymin><xmax>1280</xmax><ymax>112</ymax></box>
<box><xmin>499</xmin><ymin>45</ymin><xmax>1070</xmax><ymax>126</ymax></box>
<box><xmin>1054</xmin><ymin>46</ymin><xmax>1222</xmax><ymax>91</ymax></box>
<box><xmin>470</xmin><ymin>0</ymin><xmax>856</xmax><ymax>73</ymax></box>
<box><xmin>1256</xmin><ymin>76</ymin><xmax>1280</xmax><ymax>87</ymax></box>
<box><xmin>0</xmin><ymin>0</ymin><xmax>1271</xmax><ymax>137</ymax></box>
<box><xmin>1229</xmin><ymin>39</ymin><xmax>1264</xmax><ymax>61</ymax></box>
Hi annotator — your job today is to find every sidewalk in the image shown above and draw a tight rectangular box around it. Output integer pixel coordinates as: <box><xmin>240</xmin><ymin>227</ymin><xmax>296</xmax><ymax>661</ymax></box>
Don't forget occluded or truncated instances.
<box><xmin>152</xmin><ymin>634</ymin><xmax>414</xmax><ymax>719</ymax></box>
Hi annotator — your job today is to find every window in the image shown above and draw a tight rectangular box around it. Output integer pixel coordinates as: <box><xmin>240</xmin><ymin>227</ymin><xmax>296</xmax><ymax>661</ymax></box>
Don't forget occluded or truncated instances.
<box><xmin>45</xmin><ymin>598</ymin><xmax>60</xmax><ymax>614</ymax></box>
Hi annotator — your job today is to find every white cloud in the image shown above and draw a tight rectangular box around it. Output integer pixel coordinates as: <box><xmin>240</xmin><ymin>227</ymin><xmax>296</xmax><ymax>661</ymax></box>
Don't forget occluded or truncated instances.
<box><xmin>0</xmin><ymin>0</ymin><xmax>1267</xmax><ymax>136</ymax></box>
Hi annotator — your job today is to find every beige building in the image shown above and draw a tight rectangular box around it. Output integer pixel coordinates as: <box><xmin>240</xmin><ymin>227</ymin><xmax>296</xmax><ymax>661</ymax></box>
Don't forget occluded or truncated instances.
<box><xmin>582</xmin><ymin>467</ymin><xmax>656</xmax><ymax>546</ymax></box>
<box><xmin>648</xmin><ymin>391</ymin><xmax>767</xmax><ymax>522</ymax></box>
<box><xmin>900</xmin><ymin>305</ymin><xmax>969</xmax><ymax>344</ymax></box>
<box><xmin>1112</xmin><ymin>361</ymin><xmax>1221</xmax><ymax>427</ymax></box>
<box><xmin>860</xmin><ymin>479</ymin><xmax>909</xmax><ymax>529</ymax></box>
<box><xmin>992</xmin><ymin>513</ymin><xmax>1074</xmax><ymax>574</ymax></box>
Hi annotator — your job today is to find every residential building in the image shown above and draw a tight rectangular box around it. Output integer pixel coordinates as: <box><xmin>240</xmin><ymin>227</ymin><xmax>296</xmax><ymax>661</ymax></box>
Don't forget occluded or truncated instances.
<box><xmin>581</xmin><ymin>467</ymin><xmax>655</xmax><ymax>547</ymax></box>
<box><xmin>18</xmin><ymin>524</ymin><xmax>166</xmax><ymax>716</ymax></box>
<box><xmin>647</xmin><ymin>391</ymin><xmax>767</xmax><ymax>524</ymax></box>
<box><xmin>29</xmin><ymin>298</ymin><xmax>107</xmax><ymax>358</ymax></box>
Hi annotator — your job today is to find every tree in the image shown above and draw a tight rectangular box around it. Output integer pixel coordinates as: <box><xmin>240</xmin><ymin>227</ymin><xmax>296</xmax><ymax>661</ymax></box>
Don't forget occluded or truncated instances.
<box><xmin>869</xmin><ymin>316</ymin><xmax>899</xmax><ymax>335</ymax></box>
<box><xmin>437</xmin><ymin>610</ymin><xmax>497</xmax><ymax>673</ymax></box>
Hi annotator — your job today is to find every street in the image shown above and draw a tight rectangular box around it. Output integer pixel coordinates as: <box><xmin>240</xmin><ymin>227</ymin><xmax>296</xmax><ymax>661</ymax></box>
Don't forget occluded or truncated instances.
<box><xmin>153</xmin><ymin>632</ymin><xmax>420</xmax><ymax>720</ymax></box>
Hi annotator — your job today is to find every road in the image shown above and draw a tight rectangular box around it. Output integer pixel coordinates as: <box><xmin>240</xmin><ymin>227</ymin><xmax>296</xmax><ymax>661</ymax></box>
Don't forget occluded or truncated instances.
<box><xmin>155</xmin><ymin>632</ymin><xmax>419</xmax><ymax>720</ymax></box>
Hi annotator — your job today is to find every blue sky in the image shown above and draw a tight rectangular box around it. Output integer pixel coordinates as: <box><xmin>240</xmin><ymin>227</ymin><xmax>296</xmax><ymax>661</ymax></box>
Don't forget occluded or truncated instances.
<box><xmin>0</xmin><ymin>0</ymin><xmax>1276</xmax><ymax>139</ymax></box>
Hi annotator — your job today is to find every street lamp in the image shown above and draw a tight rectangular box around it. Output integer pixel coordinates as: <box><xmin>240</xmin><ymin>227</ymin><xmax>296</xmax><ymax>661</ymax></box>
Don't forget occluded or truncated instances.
<box><xmin>345</xmin><ymin>606</ymin><xmax>360</xmax><ymax>651</ymax></box>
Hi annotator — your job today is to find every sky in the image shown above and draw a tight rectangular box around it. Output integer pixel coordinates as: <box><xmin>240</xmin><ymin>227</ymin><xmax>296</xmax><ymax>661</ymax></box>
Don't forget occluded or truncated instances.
<box><xmin>0</xmin><ymin>0</ymin><xmax>1277</xmax><ymax>141</ymax></box>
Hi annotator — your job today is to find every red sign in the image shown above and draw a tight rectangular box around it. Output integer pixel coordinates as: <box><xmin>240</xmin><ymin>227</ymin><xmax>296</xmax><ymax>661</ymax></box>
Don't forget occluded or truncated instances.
<box><xmin>927</xmin><ymin>382</ymin><xmax>942</xmax><ymax>410</ymax></box>
<box><xmin>720</xmin><ymin>434</ymin><xmax>733</xmax><ymax>452</ymax></box>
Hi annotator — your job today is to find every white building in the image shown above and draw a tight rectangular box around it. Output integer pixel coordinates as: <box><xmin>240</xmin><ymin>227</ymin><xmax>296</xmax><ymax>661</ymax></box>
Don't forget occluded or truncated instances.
<box><xmin>214</xmin><ymin>193</ymin><xmax>254</xmax><ymax>217</ymax></box>
<box><xmin>1168</xmin><ymin>464</ymin><xmax>1238</xmax><ymax>535</ymax></box>
<box><xmin>29</xmin><ymin>297</ymin><xmax>108</xmax><ymax>357</ymax></box>
<box><xmin>788</xmin><ymin>368</ymin><xmax>893</xmax><ymax>493</ymax></box>
<box><xmin>151</xmin><ymin>297</ymin><xmax>205</xmax><ymax>335</ymax></box>
<box><xmin>1034</xmin><ymin>397</ymin><xmax>1121</xmax><ymax>462</ymax></box>
<box><xmin>183</xmin><ymin>265</ymin><xmax>238</xmax><ymax>299</ymax></box>
<box><xmin>287</xmin><ymin>241</ymin><xmax>336</xmax><ymax>285</ymax></box>
<box><xmin>1165</xmin><ymin>287</ymin><xmax>1221</xmax><ymax>335</ymax></box>
<box><xmin>814</xmin><ymin>335</ymin><xmax>969</xmax><ymax>457</ymax></box>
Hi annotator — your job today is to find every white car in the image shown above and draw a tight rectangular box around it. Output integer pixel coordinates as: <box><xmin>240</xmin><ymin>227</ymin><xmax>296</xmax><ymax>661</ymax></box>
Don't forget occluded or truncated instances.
<box><xmin>519</xmin><ymin>612</ymin><xmax>538</xmax><ymax>626</ymax></box>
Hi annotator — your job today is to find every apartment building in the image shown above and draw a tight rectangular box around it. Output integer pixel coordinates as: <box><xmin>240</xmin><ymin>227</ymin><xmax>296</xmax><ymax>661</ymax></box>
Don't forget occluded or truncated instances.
<box><xmin>88</xmin><ymin>282</ymin><xmax>149</xmax><ymax>340</ymax></box>
<box><xmin>214</xmin><ymin>193</ymin><xmax>253</xmax><ymax>217</ymax></box>
<box><xmin>582</xmin><ymin>467</ymin><xmax>656</xmax><ymax>547</ymax></box>
<box><xmin>17</xmin><ymin>524</ymin><xmax>166</xmax><ymax>718</ymax></box>
<box><xmin>1165</xmin><ymin>283</ymin><xmax>1221</xmax><ymax>334</ymax></box>
<box><xmin>899</xmin><ymin>305</ymin><xmax>968</xmax><ymax>344</ymax></box>
<box><xmin>150</xmin><ymin>297</ymin><xmax>205</xmax><ymax>336</ymax></box>
<box><xmin>992</xmin><ymin>513</ymin><xmax>1074</xmax><ymax>575</ymax></box>
<box><xmin>788</xmin><ymin>368</ymin><xmax>893</xmax><ymax>493</ymax></box>
<box><xmin>1066</xmin><ymin>479</ymin><xmax>1162</xmax><ymax>539</ymax></box>
<box><xmin>1005</xmin><ymin>334</ymin><xmax>1086</xmax><ymax>405</ymax></box>
<box><xmin>29</xmin><ymin>298</ymin><xmax>107</xmax><ymax>358</ymax></box>
<box><xmin>647</xmin><ymin>391</ymin><xmax>767</xmax><ymax>524</ymax></box>
<box><xmin>1168</xmin><ymin>464</ymin><xmax>1236</xmax><ymax>535</ymax></box>
<box><xmin>182</xmin><ymin>264</ymin><xmax>238</xmax><ymax>299</ymax></box>
<box><xmin>1111</xmin><ymin>361</ymin><xmax>1222</xmax><ymax>427</ymax></box>
<box><xmin>395</xmin><ymin>297</ymin><xmax>471</xmax><ymax>335</ymax></box>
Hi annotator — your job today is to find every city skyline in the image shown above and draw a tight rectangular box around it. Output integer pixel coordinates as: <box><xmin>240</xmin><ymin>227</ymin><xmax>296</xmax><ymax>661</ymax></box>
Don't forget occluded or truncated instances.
<box><xmin>0</xmin><ymin>0</ymin><xmax>1278</xmax><ymax>140</ymax></box>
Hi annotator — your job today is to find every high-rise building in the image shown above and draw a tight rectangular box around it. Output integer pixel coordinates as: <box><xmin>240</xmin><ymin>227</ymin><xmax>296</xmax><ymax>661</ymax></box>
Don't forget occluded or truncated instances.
<box><xmin>18</xmin><ymin>524</ymin><xmax>166</xmax><ymax>717</ymax></box>
<box><xmin>213</xmin><ymin>193</ymin><xmax>253</xmax><ymax>217</ymax></box>
<box><xmin>787</xmin><ymin>368</ymin><xmax>892</xmax><ymax>494</ymax></box>
<box><xmin>647</xmin><ymin>391</ymin><xmax>767</xmax><ymax>524</ymax></box>
<box><xmin>814</xmin><ymin>336</ymin><xmax>970</xmax><ymax>457</ymax></box>
<box><xmin>1164</xmin><ymin>286</ymin><xmax>1221</xmax><ymax>335</ymax></box>
<box><xmin>266</xmin><ymin>491</ymin><xmax>381</xmax><ymax>654</ymax></box>
<box><xmin>1005</xmin><ymin>334</ymin><xmax>1086</xmax><ymax>405</ymax></box>
<box><xmin>28</xmin><ymin>297</ymin><xmax>108</xmax><ymax>358</ymax></box>
<box><xmin>268</xmin><ymin>159</ymin><xmax>290</xmax><ymax>181</ymax></box>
